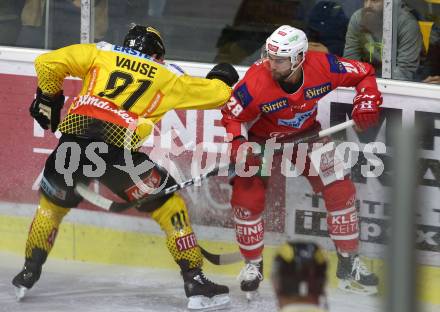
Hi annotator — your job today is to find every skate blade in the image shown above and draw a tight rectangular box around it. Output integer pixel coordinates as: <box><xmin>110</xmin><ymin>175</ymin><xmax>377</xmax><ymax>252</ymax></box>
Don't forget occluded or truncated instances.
<box><xmin>187</xmin><ymin>294</ymin><xmax>230</xmax><ymax>311</ymax></box>
<box><xmin>245</xmin><ymin>290</ymin><xmax>259</xmax><ymax>302</ymax></box>
<box><xmin>14</xmin><ymin>286</ymin><xmax>28</xmax><ymax>301</ymax></box>
<box><xmin>338</xmin><ymin>280</ymin><xmax>378</xmax><ymax>295</ymax></box>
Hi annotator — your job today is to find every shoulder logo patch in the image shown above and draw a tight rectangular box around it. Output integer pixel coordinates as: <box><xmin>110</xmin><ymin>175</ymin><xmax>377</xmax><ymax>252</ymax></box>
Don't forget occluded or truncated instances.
<box><xmin>234</xmin><ymin>83</ymin><xmax>253</xmax><ymax>108</ymax></box>
<box><xmin>326</xmin><ymin>54</ymin><xmax>347</xmax><ymax>74</ymax></box>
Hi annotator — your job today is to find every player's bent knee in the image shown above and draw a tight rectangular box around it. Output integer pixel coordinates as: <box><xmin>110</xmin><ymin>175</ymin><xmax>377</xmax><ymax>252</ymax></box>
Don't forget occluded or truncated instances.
<box><xmin>39</xmin><ymin>194</ymin><xmax>71</xmax><ymax>221</ymax></box>
<box><xmin>151</xmin><ymin>193</ymin><xmax>188</xmax><ymax>231</ymax></box>
<box><xmin>231</xmin><ymin>176</ymin><xmax>266</xmax><ymax>214</ymax></box>
<box><xmin>321</xmin><ymin>177</ymin><xmax>356</xmax><ymax>212</ymax></box>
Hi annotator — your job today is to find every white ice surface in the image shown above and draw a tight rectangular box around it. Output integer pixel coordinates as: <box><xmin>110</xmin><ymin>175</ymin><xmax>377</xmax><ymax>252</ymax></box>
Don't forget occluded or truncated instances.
<box><xmin>0</xmin><ymin>251</ymin><xmax>437</xmax><ymax>312</ymax></box>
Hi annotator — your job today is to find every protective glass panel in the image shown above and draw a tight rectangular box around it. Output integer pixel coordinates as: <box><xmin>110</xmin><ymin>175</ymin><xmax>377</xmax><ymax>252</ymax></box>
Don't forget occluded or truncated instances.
<box><xmin>402</xmin><ymin>0</ymin><xmax>440</xmax><ymax>83</ymax></box>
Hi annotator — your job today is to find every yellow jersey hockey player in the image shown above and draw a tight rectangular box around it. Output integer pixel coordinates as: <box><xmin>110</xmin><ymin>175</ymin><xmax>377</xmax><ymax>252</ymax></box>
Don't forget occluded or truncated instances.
<box><xmin>12</xmin><ymin>24</ymin><xmax>239</xmax><ymax>311</ymax></box>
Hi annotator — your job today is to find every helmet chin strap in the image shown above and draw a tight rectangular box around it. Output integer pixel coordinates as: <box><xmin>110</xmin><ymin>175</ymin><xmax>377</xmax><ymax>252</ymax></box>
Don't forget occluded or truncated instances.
<box><xmin>283</xmin><ymin>58</ymin><xmax>304</xmax><ymax>82</ymax></box>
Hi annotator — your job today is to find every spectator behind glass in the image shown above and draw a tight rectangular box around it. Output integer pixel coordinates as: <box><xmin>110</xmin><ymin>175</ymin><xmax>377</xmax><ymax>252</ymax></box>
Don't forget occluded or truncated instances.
<box><xmin>16</xmin><ymin>0</ymin><xmax>107</xmax><ymax>49</ymax></box>
<box><xmin>344</xmin><ymin>0</ymin><xmax>423</xmax><ymax>80</ymax></box>
<box><xmin>0</xmin><ymin>0</ymin><xmax>25</xmax><ymax>46</ymax></box>
<box><xmin>104</xmin><ymin>1</ymin><xmax>161</xmax><ymax>45</ymax></box>
<box><xmin>305</xmin><ymin>1</ymin><xmax>349</xmax><ymax>56</ymax></box>
<box><xmin>214</xmin><ymin>0</ymin><xmax>306</xmax><ymax>64</ymax></box>
<box><xmin>271</xmin><ymin>241</ymin><xmax>328</xmax><ymax>312</ymax></box>
<box><xmin>422</xmin><ymin>23</ymin><xmax>440</xmax><ymax>84</ymax></box>
<box><xmin>15</xmin><ymin>0</ymin><xmax>45</xmax><ymax>49</ymax></box>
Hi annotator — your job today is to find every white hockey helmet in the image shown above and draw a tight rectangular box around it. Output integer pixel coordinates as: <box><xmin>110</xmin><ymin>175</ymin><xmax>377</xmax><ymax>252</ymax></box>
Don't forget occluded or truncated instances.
<box><xmin>264</xmin><ymin>25</ymin><xmax>308</xmax><ymax>72</ymax></box>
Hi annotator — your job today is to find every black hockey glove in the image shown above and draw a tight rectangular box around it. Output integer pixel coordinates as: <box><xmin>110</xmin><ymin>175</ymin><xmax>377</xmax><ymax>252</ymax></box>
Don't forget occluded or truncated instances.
<box><xmin>29</xmin><ymin>88</ymin><xmax>65</xmax><ymax>132</ymax></box>
<box><xmin>206</xmin><ymin>63</ymin><xmax>239</xmax><ymax>87</ymax></box>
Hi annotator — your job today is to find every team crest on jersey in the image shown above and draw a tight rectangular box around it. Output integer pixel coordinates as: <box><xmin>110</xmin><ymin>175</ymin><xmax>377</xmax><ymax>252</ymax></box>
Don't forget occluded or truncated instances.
<box><xmin>326</xmin><ymin>54</ymin><xmax>347</xmax><ymax>73</ymax></box>
<box><xmin>304</xmin><ymin>82</ymin><xmax>332</xmax><ymax>100</ymax></box>
<box><xmin>234</xmin><ymin>83</ymin><xmax>253</xmax><ymax>107</ymax></box>
<box><xmin>259</xmin><ymin>98</ymin><xmax>289</xmax><ymax>114</ymax></box>
<box><xmin>278</xmin><ymin>106</ymin><xmax>317</xmax><ymax>128</ymax></box>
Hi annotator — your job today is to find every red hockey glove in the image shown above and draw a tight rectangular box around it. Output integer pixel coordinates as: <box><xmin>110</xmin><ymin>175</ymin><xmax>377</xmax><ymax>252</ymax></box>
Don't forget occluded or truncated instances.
<box><xmin>351</xmin><ymin>89</ymin><xmax>382</xmax><ymax>131</ymax></box>
<box><xmin>230</xmin><ymin>136</ymin><xmax>262</xmax><ymax>168</ymax></box>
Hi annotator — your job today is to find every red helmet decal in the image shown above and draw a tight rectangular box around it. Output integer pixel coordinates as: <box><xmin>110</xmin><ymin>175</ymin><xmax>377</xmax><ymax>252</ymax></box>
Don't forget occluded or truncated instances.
<box><xmin>268</xmin><ymin>43</ymin><xmax>279</xmax><ymax>52</ymax></box>
<box><xmin>278</xmin><ymin>31</ymin><xmax>287</xmax><ymax>36</ymax></box>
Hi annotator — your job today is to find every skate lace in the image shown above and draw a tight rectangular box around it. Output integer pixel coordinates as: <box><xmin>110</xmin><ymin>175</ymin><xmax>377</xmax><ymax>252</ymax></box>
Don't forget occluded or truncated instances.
<box><xmin>237</xmin><ymin>263</ymin><xmax>263</xmax><ymax>282</ymax></box>
<box><xmin>197</xmin><ymin>271</ymin><xmax>214</xmax><ymax>285</ymax></box>
<box><xmin>352</xmin><ymin>257</ymin><xmax>371</xmax><ymax>281</ymax></box>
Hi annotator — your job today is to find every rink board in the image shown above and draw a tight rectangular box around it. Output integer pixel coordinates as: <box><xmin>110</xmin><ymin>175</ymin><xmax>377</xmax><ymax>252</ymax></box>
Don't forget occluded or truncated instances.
<box><xmin>1</xmin><ymin>47</ymin><xmax>440</xmax><ymax>304</ymax></box>
<box><xmin>1</xmin><ymin>206</ymin><xmax>439</xmax><ymax>305</ymax></box>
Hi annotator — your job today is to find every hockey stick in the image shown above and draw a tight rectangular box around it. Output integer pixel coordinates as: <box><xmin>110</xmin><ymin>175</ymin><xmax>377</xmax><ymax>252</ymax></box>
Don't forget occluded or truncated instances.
<box><xmin>75</xmin><ymin>165</ymin><xmax>233</xmax><ymax>213</ymax></box>
<box><xmin>75</xmin><ymin>180</ymin><xmax>243</xmax><ymax>265</ymax></box>
<box><xmin>76</xmin><ymin>119</ymin><xmax>355</xmax><ymax>213</ymax></box>
<box><xmin>75</xmin><ymin>119</ymin><xmax>354</xmax><ymax>265</ymax></box>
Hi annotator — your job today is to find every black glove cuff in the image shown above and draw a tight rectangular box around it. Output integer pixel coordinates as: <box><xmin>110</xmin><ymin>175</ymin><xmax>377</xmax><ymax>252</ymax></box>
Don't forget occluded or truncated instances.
<box><xmin>36</xmin><ymin>88</ymin><xmax>65</xmax><ymax>108</ymax></box>
<box><xmin>29</xmin><ymin>87</ymin><xmax>65</xmax><ymax>132</ymax></box>
<box><xmin>206</xmin><ymin>63</ymin><xmax>239</xmax><ymax>87</ymax></box>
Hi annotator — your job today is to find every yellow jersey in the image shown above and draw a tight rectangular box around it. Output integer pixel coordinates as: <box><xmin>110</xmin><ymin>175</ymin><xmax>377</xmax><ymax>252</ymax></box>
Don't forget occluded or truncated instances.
<box><xmin>35</xmin><ymin>42</ymin><xmax>232</xmax><ymax>149</ymax></box>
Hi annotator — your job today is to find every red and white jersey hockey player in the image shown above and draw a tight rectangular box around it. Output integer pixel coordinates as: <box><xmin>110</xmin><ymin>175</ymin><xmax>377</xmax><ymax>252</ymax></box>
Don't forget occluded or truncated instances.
<box><xmin>221</xmin><ymin>25</ymin><xmax>382</xmax><ymax>298</ymax></box>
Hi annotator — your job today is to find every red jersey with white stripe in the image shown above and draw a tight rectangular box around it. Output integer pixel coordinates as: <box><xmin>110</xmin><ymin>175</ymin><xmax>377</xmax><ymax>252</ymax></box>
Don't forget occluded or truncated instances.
<box><xmin>221</xmin><ymin>51</ymin><xmax>378</xmax><ymax>141</ymax></box>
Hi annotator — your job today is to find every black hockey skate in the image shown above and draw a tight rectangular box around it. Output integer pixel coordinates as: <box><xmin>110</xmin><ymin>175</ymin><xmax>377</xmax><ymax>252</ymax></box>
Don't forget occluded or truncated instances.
<box><xmin>337</xmin><ymin>253</ymin><xmax>378</xmax><ymax>295</ymax></box>
<box><xmin>182</xmin><ymin>267</ymin><xmax>230</xmax><ymax>310</ymax></box>
<box><xmin>12</xmin><ymin>248</ymin><xmax>47</xmax><ymax>301</ymax></box>
<box><xmin>237</xmin><ymin>259</ymin><xmax>263</xmax><ymax>301</ymax></box>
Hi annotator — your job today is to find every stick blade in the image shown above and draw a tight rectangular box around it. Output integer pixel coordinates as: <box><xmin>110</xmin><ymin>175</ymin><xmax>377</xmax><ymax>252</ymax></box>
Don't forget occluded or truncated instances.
<box><xmin>200</xmin><ymin>247</ymin><xmax>243</xmax><ymax>265</ymax></box>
